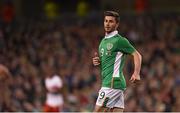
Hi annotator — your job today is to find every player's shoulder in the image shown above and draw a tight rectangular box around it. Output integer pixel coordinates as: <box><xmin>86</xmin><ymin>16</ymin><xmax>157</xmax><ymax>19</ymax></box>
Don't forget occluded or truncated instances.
<box><xmin>115</xmin><ymin>34</ymin><xmax>128</xmax><ymax>41</ymax></box>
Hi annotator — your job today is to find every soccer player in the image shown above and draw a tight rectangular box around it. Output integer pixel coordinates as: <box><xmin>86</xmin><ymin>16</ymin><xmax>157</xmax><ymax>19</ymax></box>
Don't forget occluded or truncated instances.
<box><xmin>44</xmin><ymin>74</ymin><xmax>64</xmax><ymax>112</ymax></box>
<box><xmin>92</xmin><ymin>11</ymin><xmax>142</xmax><ymax>112</ymax></box>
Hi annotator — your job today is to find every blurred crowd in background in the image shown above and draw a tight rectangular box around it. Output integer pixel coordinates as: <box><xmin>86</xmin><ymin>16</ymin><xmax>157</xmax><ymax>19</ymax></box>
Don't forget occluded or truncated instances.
<box><xmin>0</xmin><ymin>12</ymin><xmax>180</xmax><ymax>112</ymax></box>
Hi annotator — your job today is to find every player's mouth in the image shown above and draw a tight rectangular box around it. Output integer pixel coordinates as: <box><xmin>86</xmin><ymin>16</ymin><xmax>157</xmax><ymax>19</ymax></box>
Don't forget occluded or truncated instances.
<box><xmin>105</xmin><ymin>27</ymin><xmax>110</xmax><ymax>29</ymax></box>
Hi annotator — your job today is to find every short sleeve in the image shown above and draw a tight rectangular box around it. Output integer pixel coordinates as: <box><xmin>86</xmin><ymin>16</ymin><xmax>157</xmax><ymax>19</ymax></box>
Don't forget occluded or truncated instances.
<box><xmin>117</xmin><ymin>37</ymin><xmax>136</xmax><ymax>54</ymax></box>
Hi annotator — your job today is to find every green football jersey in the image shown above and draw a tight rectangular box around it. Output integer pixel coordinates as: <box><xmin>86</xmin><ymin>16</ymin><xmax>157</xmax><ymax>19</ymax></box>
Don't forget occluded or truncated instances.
<box><xmin>99</xmin><ymin>31</ymin><xmax>135</xmax><ymax>90</ymax></box>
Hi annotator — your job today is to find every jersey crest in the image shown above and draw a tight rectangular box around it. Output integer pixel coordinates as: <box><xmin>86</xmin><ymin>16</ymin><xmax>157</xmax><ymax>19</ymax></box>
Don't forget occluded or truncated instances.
<box><xmin>107</xmin><ymin>43</ymin><xmax>113</xmax><ymax>50</ymax></box>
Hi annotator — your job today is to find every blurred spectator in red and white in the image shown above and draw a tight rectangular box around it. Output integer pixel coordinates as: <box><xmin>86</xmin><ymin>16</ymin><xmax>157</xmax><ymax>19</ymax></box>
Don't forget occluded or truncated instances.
<box><xmin>44</xmin><ymin>66</ymin><xmax>64</xmax><ymax>112</ymax></box>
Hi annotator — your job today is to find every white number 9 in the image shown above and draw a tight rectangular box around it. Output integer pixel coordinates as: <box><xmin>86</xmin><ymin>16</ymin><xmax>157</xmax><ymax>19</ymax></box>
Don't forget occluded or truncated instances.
<box><xmin>100</xmin><ymin>48</ymin><xmax>104</xmax><ymax>56</ymax></box>
<box><xmin>99</xmin><ymin>91</ymin><xmax>105</xmax><ymax>99</ymax></box>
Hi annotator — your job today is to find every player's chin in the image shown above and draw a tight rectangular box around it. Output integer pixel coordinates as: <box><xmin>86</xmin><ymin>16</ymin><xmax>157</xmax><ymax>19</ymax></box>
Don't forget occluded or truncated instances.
<box><xmin>105</xmin><ymin>29</ymin><xmax>113</xmax><ymax>33</ymax></box>
<box><xmin>105</xmin><ymin>29</ymin><xmax>110</xmax><ymax>31</ymax></box>
<box><xmin>105</xmin><ymin>27</ymin><xmax>109</xmax><ymax>30</ymax></box>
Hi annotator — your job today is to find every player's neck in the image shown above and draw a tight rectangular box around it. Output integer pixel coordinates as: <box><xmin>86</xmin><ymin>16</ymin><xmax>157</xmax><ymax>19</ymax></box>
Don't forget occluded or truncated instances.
<box><xmin>105</xmin><ymin>30</ymin><xmax>118</xmax><ymax>39</ymax></box>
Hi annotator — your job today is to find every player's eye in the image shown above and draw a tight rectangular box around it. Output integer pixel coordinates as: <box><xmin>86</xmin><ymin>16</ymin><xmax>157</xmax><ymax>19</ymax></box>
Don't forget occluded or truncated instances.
<box><xmin>109</xmin><ymin>20</ymin><xmax>113</xmax><ymax>23</ymax></box>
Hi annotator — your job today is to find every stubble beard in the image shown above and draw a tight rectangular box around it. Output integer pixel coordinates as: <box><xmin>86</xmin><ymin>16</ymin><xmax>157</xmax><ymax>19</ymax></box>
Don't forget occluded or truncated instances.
<box><xmin>105</xmin><ymin>27</ymin><xmax>116</xmax><ymax>34</ymax></box>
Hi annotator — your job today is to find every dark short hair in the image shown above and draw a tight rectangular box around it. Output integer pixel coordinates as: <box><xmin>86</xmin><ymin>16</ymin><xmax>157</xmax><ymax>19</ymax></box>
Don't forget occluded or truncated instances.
<box><xmin>104</xmin><ymin>11</ymin><xmax>120</xmax><ymax>23</ymax></box>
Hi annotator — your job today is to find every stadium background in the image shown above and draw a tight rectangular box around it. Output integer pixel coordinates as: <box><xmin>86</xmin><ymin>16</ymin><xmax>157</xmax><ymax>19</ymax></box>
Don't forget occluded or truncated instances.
<box><xmin>0</xmin><ymin>0</ymin><xmax>179</xmax><ymax>112</ymax></box>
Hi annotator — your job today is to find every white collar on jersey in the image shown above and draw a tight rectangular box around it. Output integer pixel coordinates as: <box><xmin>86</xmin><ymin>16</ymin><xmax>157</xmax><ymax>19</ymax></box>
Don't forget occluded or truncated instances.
<box><xmin>105</xmin><ymin>30</ymin><xmax>118</xmax><ymax>39</ymax></box>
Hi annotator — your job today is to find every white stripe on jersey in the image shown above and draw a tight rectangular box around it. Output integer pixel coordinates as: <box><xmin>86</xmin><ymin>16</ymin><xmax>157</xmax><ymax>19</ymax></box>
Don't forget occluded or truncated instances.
<box><xmin>113</xmin><ymin>52</ymin><xmax>123</xmax><ymax>77</ymax></box>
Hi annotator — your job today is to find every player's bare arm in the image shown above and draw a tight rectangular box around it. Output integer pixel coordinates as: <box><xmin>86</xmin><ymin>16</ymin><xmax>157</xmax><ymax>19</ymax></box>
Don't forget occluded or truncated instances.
<box><xmin>130</xmin><ymin>50</ymin><xmax>142</xmax><ymax>83</ymax></box>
